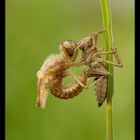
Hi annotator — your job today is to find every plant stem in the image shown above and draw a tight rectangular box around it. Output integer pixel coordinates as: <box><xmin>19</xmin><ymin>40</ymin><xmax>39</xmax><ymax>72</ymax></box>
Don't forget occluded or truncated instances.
<box><xmin>99</xmin><ymin>0</ymin><xmax>114</xmax><ymax>140</ymax></box>
<box><xmin>106</xmin><ymin>98</ymin><xmax>113</xmax><ymax>140</ymax></box>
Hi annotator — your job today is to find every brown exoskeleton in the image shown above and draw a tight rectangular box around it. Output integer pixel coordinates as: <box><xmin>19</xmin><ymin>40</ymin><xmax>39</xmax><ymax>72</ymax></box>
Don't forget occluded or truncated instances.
<box><xmin>77</xmin><ymin>30</ymin><xmax>123</xmax><ymax>107</ymax></box>
<box><xmin>36</xmin><ymin>40</ymin><xmax>87</xmax><ymax>109</ymax></box>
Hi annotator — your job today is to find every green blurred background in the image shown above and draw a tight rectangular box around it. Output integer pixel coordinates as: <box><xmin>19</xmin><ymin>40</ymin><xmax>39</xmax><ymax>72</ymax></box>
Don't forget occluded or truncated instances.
<box><xmin>6</xmin><ymin>0</ymin><xmax>134</xmax><ymax>140</ymax></box>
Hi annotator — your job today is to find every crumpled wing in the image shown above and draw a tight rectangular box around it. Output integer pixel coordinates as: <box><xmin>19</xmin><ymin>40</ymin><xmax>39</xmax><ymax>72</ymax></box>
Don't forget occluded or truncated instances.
<box><xmin>36</xmin><ymin>87</ymin><xmax>48</xmax><ymax>109</ymax></box>
<box><xmin>36</xmin><ymin>71</ymin><xmax>48</xmax><ymax>109</ymax></box>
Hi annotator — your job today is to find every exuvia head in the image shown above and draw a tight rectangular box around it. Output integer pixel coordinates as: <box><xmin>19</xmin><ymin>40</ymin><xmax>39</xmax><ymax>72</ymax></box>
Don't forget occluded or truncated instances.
<box><xmin>59</xmin><ymin>40</ymin><xmax>78</xmax><ymax>61</ymax></box>
<box><xmin>78</xmin><ymin>36</ymin><xmax>93</xmax><ymax>51</ymax></box>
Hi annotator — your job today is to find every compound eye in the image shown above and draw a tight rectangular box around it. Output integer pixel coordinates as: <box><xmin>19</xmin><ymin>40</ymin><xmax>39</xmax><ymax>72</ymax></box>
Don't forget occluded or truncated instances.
<box><xmin>65</xmin><ymin>47</ymin><xmax>74</xmax><ymax>57</ymax></box>
<box><xmin>62</xmin><ymin>40</ymin><xmax>77</xmax><ymax>58</ymax></box>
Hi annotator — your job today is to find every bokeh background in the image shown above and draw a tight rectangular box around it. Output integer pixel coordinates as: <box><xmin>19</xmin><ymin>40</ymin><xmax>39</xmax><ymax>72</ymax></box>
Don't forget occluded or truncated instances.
<box><xmin>6</xmin><ymin>0</ymin><xmax>134</xmax><ymax>140</ymax></box>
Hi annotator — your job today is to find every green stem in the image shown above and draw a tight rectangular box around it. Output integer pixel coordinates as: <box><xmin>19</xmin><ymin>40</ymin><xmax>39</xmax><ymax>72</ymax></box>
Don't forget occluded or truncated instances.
<box><xmin>106</xmin><ymin>99</ymin><xmax>113</xmax><ymax>140</ymax></box>
<box><xmin>99</xmin><ymin>0</ymin><xmax>114</xmax><ymax>140</ymax></box>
